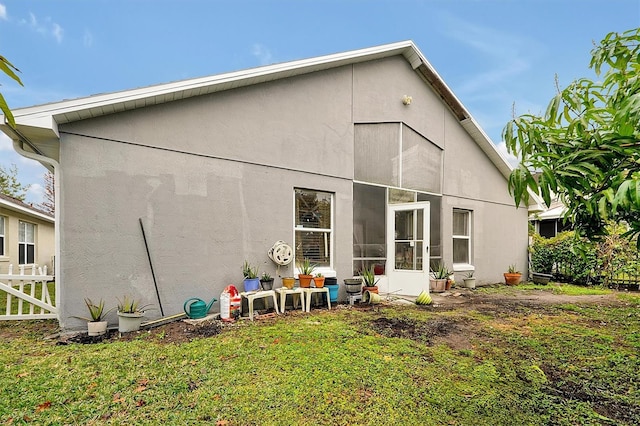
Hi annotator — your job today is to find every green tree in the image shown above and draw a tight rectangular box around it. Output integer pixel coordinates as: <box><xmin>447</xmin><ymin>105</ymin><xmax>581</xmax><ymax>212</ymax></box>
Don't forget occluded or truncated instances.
<box><xmin>504</xmin><ymin>28</ymin><xmax>640</xmax><ymax>245</ymax></box>
<box><xmin>0</xmin><ymin>55</ymin><xmax>23</xmax><ymax>128</ymax></box>
<box><xmin>0</xmin><ymin>163</ymin><xmax>30</xmax><ymax>201</ymax></box>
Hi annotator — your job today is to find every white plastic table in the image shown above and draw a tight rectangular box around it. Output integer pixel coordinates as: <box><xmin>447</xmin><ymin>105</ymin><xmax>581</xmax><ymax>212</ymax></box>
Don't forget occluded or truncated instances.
<box><xmin>275</xmin><ymin>287</ymin><xmax>305</xmax><ymax>313</ymax></box>
<box><xmin>301</xmin><ymin>287</ymin><xmax>331</xmax><ymax>312</ymax></box>
<box><xmin>239</xmin><ymin>290</ymin><xmax>280</xmax><ymax>321</ymax></box>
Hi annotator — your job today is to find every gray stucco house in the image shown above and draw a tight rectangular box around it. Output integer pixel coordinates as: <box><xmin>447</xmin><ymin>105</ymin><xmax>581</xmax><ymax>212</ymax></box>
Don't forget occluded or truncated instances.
<box><xmin>1</xmin><ymin>41</ymin><xmax>528</xmax><ymax>330</ymax></box>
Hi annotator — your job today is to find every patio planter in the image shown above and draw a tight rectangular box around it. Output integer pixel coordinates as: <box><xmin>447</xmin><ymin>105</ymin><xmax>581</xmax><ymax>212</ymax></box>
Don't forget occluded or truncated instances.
<box><xmin>463</xmin><ymin>277</ymin><xmax>476</xmax><ymax>289</ymax></box>
<box><xmin>430</xmin><ymin>278</ymin><xmax>446</xmax><ymax>293</ymax></box>
<box><xmin>298</xmin><ymin>274</ymin><xmax>314</xmax><ymax>288</ymax></box>
<box><xmin>344</xmin><ymin>278</ymin><xmax>362</xmax><ymax>294</ymax></box>
<box><xmin>325</xmin><ymin>282</ymin><xmax>339</xmax><ymax>302</ymax></box>
<box><xmin>87</xmin><ymin>321</ymin><xmax>108</xmax><ymax>336</ymax></box>
<box><xmin>532</xmin><ymin>272</ymin><xmax>552</xmax><ymax>285</ymax></box>
<box><xmin>117</xmin><ymin>311</ymin><xmax>144</xmax><ymax>333</ymax></box>
<box><xmin>243</xmin><ymin>277</ymin><xmax>260</xmax><ymax>292</ymax></box>
<box><xmin>282</xmin><ymin>277</ymin><xmax>295</xmax><ymax>289</ymax></box>
<box><xmin>260</xmin><ymin>278</ymin><xmax>274</xmax><ymax>291</ymax></box>
<box><xmin>504</xmin><ymin>273</ymin><xmax>522</xmax><ymax>286</ymax></box>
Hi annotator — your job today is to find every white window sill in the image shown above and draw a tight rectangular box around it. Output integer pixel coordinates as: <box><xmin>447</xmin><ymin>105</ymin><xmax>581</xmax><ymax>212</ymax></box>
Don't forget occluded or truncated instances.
<box><xmin>453</xmin><ymin>264</ymin><xmax>474</xmax><ymax>272</ymax></box>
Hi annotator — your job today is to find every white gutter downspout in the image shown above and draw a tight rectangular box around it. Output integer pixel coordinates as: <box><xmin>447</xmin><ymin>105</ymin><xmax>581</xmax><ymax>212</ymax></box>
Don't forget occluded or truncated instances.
<box><xmin>9</xmin><ymin>131</ymin><xmax>61</xmax><ymax>324</ymax></box>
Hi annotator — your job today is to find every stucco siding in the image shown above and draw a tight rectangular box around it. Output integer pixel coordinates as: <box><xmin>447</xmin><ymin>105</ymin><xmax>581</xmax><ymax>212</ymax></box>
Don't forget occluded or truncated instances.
<box><xmin>441</xmin><ymin>195</ymin><xmax>528</xmax><ymax>285</ymax></box>
<box><xmin>352</xmin><ymin>56</ymin><xmax>445</xmax><ymax>146</ymax></box>
<box><xmin>58</xmin><ymin>70</ymin><xmax>356</xmax><ymax>330</ymax></box>
<box><xmin>442</xmin><ymin>114</ymin><xmax>513</xmax><ymax>205</ymax></box>
<box><xmin>63</xmin><ymin>66</ymin><xmax>355</xmax><ymax>179</ymax></box>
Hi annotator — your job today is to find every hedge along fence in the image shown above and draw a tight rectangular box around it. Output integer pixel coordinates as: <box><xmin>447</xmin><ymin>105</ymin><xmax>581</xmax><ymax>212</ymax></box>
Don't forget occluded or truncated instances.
<box><xmin>529</xmin><ymin>229</ymin><xmax>640</xmax><ymax>288</ymax></box>
<box><xmin>529</xmin><ymin>232</ymin><xmax>599</xmax><ymax>284</ymax></box>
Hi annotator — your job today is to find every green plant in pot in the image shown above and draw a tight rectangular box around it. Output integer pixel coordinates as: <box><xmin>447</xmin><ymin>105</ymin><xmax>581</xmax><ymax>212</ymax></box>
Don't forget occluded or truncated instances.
<box><xmin>360</xmin><ymin>266</ymin><xmax>379</xmax><ymax>294</ymax></box>
<box><xmin>74</xmin><ymin>298</ymin><xmax>115</xmax><ymax>336</ymax></box>
<box><xmin>430</xmin><ymin>262</ymin><xmax>450</xmax><ymax>293</ymax></box>
<box><xmin>314</xmin><ymin>272</ymin><xmax>325</xmax><ymax>288</ymax></box>
<box><xmin>117</xmin><ymin>296</ymin><xmax>152</xmax><ymax>333</ymax></box>
<box><xmin>504</xmin><ymin>264</ymin><xmax>522</xmax><ymax>286</ymax></box>
<box><xmin>242</xmin><ymin>261</ymin><xmax>260</xmax><ymax>292</ymax></box>
<box><xmin>297</xmin><ymin>258</ymin><xmax>316</xmax><ymax>288</ymax></box>
<box><xmin>463</xmin><ymin>271</ymin><xmax>476</xmax><ymax>289</ymax></box>
<box><xmin>260</xmin><ymin>271</ymin><xmax>275</xmax><ymax>291</ymax></box>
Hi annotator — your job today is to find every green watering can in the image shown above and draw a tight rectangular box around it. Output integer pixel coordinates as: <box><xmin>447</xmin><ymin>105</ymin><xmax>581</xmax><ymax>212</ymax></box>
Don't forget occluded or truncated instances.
<box><xmin>183</xmin><ymin>297</ymin><xmax>217</xmax><ymax>319</ymax></box>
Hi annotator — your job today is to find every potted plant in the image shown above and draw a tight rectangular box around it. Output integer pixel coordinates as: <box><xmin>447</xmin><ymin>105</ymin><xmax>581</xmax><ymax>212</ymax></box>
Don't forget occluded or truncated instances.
<box><xmin>314</xmin><ymin>272</ymin><xmax>325</xmax><ymax>288</ymax></box>
<box><xmin>282</xmin><ymin>276</ymin><xmax>296</xmax><ymax>289</ymax></box>
<box><xmin>531</xmin><ymin>271</ymin><xmax>553</xmax><ymax>285</ymax></box>
<box><xmin>260</xmin><ymin>271</ymin><xmax>275</xmax><ymax>290</ymax></box>
<box><xmin>504</xmin><ymin>264</ymin><xmax>522</xmax><ymax>286</ymax></box>
<box><xmin>430</xmin><ymin>262</ymin><xmax>450</xmax><ymax>293</ymax></box>
<box><xmin>360</xmin><ymin>266</ymin><xmax>379</xmax><ymax>294</ymax></box>
<box><xmin>344</xmin><ymin>277</ymin><xmax>363</xmax><ymax>294</ymax></box>
<box><xmin>463</xmin><ymin>271</ymin><xmax>476</xmax><ymax>289</ymax></box>
<box><xmin>117</xmin><ymin>296</ymin><xmax>151</xmax><ymax>333</ymax></box>
<box><xmin>297</xmin><ymin>258</ymin><xmax>316</xmax><ymax>288</ymax></box>
<box><xmin>74</xmin><ymin>298</ymin><xmax>114</xmax><ymax>336</ymax></box>
<box><xmin>242</xmin><ymin>261</ymin><xmax>260</xmax><ymax>292</ymax></box>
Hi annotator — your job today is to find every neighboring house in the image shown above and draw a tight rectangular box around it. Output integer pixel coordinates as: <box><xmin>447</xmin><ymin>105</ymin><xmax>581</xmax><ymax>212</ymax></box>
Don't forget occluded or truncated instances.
<box><xmin>529</xmin><ymin>198</ymin><xmax>571</xmax><ymax>238</ymax></box>
<box><xmin>0</xmin><ymin>193</ymin><xmax>55</xmax><ymax>275</ymax></box>
<box><xmin>1</xmin><ymin>41</ymin><xmax>529</xmax><ymax>330</ymax></box>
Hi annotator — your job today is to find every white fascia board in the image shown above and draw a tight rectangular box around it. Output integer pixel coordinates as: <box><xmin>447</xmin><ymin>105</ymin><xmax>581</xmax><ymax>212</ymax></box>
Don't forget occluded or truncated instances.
<box><xmin>460</xmin><ymin>117</ymin><xmax>514</xmax><ymax>180</ymax></box>
<box><xmin>10</xmin><ymin>41</ymin><xmax>416</xmax><ymax>130</ymax></box>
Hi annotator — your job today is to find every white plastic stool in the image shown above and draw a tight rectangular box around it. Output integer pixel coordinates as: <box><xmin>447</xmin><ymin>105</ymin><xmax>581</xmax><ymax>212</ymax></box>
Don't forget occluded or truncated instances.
<box><xmin>348</xmin><ymin>293</ymin><xmax>362</xmax><ymax>305</ymax></box>
<box><xmin>302</xmin><ymin>287</ymin><xmax>331</xmax><ymax>312</ymax></box>
<box><xmin>240</xmin><ymin>290</ymin><xmax>280</xmax><ymax>321</ymax></box>
<box><xmin>275</xmin><ymin>287</ymin><xmax>305</xmax><ymax>312</ymax></box>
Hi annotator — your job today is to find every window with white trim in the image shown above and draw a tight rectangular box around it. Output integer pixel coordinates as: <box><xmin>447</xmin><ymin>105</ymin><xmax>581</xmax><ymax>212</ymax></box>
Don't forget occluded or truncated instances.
<box><xmin>19</xmin><ymin>221</ymin><xmax>35</xmax><ymax>265</ymax></box>
<box><xmin>294</xmin><ymin>188</ymin><xmax>333</xmax><ymax>269</ymax></box>
<box><xmin>452</xmin><ymin>209</ymin><xmax>472</xmax><ymax>266</ymax></box>
<box><xmin>0</xmin><ymin>216</ymin><xmax>5</xmax><ymax>256</ymax></box>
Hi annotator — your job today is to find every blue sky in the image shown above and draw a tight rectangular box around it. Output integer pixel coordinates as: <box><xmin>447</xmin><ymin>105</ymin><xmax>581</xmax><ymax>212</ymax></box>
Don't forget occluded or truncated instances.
<box><xmin>0</xmin><ymin>0</ymin><xmax>639</xmax><ymax>205</ymax></box>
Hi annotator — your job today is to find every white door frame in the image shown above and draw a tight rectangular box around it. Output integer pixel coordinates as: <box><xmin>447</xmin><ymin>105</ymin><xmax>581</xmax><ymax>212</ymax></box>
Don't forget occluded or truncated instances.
<box><xmin>385</xmin><ymin>202</ymin><xmax>430</xmax><ymax>296</ymax></box>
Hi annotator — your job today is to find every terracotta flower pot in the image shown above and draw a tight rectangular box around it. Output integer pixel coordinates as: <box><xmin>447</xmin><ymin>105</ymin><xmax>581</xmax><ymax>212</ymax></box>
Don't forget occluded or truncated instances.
<box><xmin>362</xmin><ymin>285</ymin><xmax>378</xmax><ymax>294</ymax></box>
<box><xmin>430</xmin><ymin>279</ymin><xmax>446</xmax><ymax>293</ymax></box>
<box><xmin>504</xmin><ymin>273</ymin><xmax>522</xmax><ymax>286</ymax></box>
<box><xmin>298</xmin><ymin>274</ymin><xmax>314</xmax><ymax>288</ymax></box>
<box><xmin>313</xmin><ymin>277</ymin><xmax>325</xmax><ymax>288</ymax></box>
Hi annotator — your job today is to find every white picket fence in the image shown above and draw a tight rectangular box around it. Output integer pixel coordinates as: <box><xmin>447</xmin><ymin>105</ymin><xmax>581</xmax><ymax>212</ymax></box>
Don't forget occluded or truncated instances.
<box><xmin>0</xmin><ymin>264</ymin><xmax>57</xmax><ymax>320</ymax></box>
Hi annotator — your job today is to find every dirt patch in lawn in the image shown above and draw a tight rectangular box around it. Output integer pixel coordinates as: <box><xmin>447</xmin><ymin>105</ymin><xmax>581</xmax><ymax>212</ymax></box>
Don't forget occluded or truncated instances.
<box><xmin>369</xmin><ymin>316</ymin><xmax>458</xmax><ymax>344</ymax></box>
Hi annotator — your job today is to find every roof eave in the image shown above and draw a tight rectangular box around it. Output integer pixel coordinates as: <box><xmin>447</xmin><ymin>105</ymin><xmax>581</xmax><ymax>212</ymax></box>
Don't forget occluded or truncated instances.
<box><xmin>0</xmin><ymin>198</ymin><xmax>54</xmax><ymax>223</ymax></box>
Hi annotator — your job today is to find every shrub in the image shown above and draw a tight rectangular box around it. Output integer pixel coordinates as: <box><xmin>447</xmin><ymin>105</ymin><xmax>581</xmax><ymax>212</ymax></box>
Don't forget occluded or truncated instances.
<box><xmin>529</xmin><ymin>232</ymin><xmax>599</xmax><ymax>284</ymax></box>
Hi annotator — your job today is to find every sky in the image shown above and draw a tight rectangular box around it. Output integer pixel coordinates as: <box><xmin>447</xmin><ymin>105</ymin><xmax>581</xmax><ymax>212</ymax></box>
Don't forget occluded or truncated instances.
<box><xmin>0</xmin><ymin>0</ymin><xmax>638</xmax><ymax>206</ymax></box>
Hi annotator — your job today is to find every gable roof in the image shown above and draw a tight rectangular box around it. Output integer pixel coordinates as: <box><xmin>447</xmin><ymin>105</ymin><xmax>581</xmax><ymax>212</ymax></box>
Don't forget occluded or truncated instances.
<box><xmin>0</xmin><ymin>193</ymin><xmax>54</xmax><ymax>223</ymax></box>
<box><xmin>1</xmin><ymin>40</ymin><xmax>514</xmax><ymax>180</ymax></box>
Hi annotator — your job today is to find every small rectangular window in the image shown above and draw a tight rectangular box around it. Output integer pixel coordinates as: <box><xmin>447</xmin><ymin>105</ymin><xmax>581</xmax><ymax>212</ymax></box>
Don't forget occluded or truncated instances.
<box><xmin>295</xmin><ymin>189</ymin><xmax>333</xmax><ymax>268</ymax></box>
<box><xmin>452</xmin><ymin>209</ymin><xmax>471</xmax><ymax>265</ymax></box>
<box><xmin>18</xmin><ymin>221</ymin><xmax>36</xmax><ymax>265</ymax></box>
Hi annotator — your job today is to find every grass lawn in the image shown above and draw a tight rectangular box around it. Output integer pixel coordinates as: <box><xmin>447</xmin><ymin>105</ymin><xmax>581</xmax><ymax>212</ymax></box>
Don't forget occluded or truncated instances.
<box><xmin>0</xmin><ymin>285</ymin><xmax>638</xmax><ymax>425</ymax></box>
